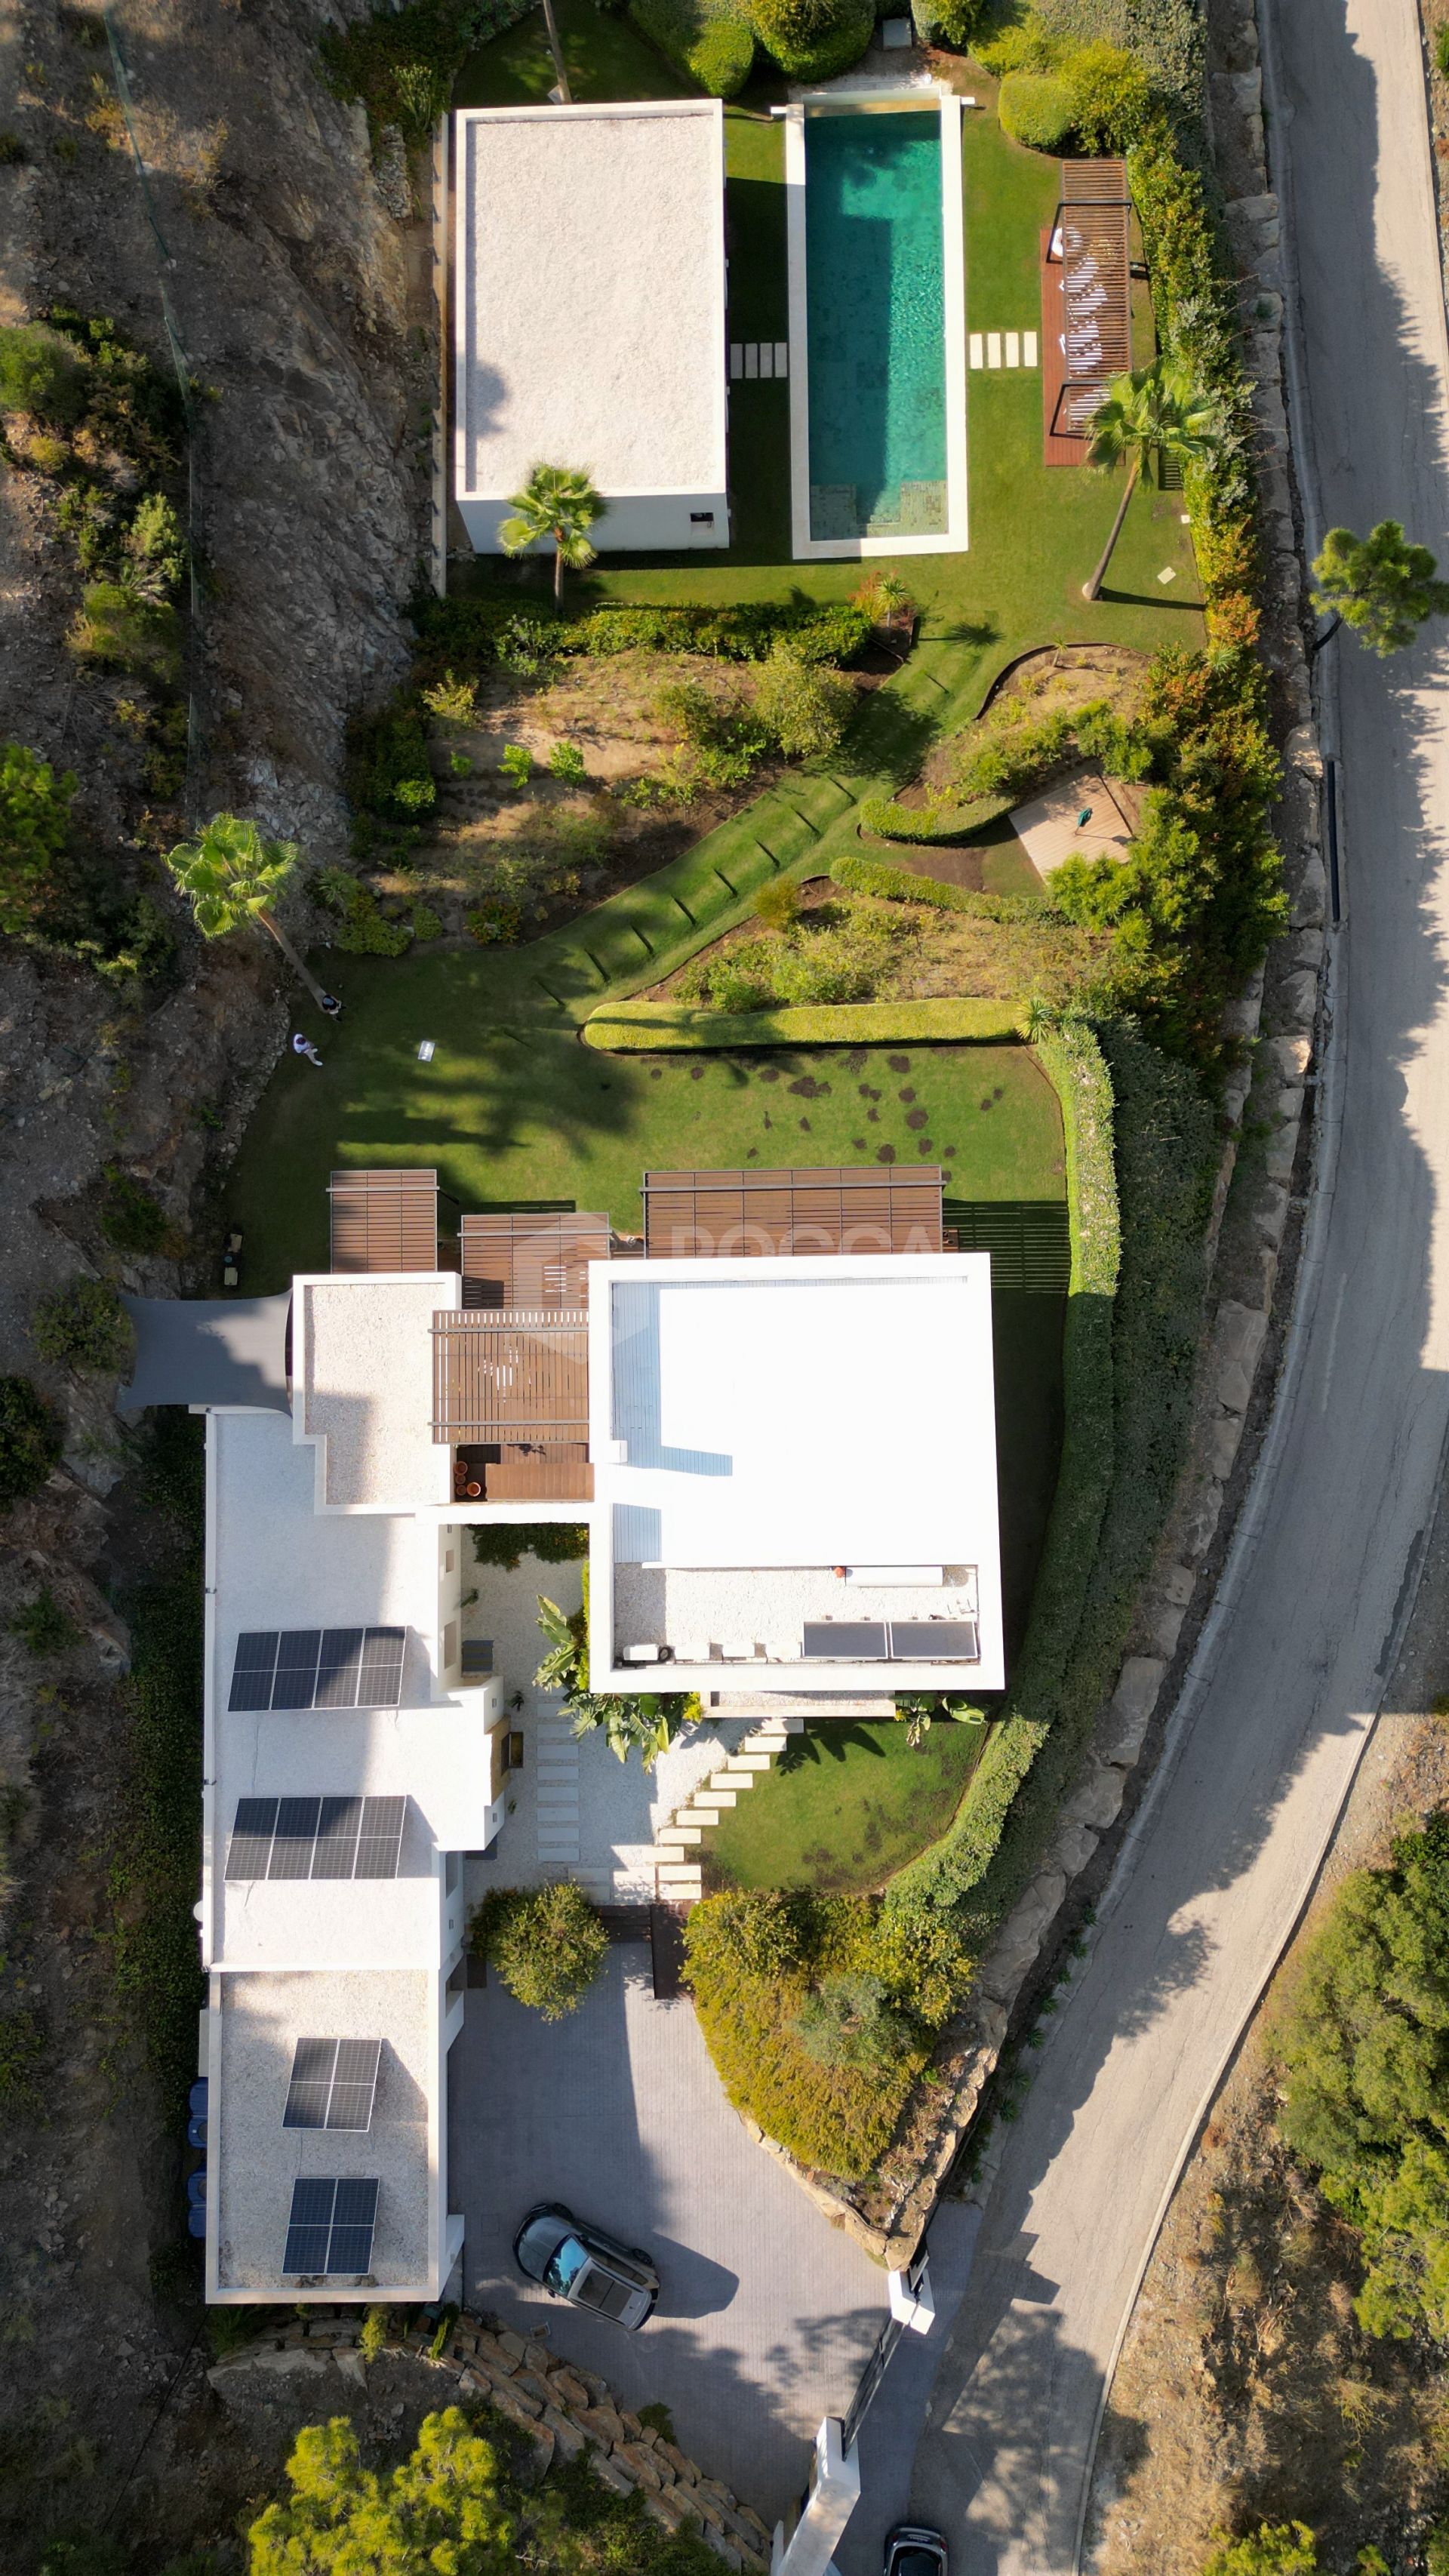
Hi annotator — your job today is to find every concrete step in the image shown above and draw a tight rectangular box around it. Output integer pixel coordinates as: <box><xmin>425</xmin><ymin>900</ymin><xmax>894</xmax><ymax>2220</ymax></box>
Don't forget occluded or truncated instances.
<box><xmin>655</xmin><ymin>1870</ymin><xmax>702</xmax><ymax>1896</ymax></box>
<box><xmin>657</xmin><ymin>1825</ymin><xmax>703</xmax><ymax>1847</ymax></box>
<box><xmin>688</xmin><ymin>1792</ymin><xmax>737</xmax><ymax>1812</ymax></box>
<box><xmin>721</xmin><ymin>1753</ymin><xmax>774</xmax><ymax>1772</ymax></box>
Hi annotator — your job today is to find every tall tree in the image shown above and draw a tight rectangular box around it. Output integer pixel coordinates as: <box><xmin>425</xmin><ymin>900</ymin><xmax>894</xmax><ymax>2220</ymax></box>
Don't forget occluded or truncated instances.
<box><xmin>1311</xmin><ymin>519</ymin><xmax>1449</xmax><ymax>654</ymax></box>
<box><xmin>540</xmin><ymin>0</ymin><xmax>572</xmax><ymax>99</ymax></box>
<box><xmin>163</xmin><ymin>812</ymin><xmax>331</xmax><ymax>1009</ymax></box>
<box><xmin>1082</xmin><ymin>358</ymin><xmax>1220</xmax><ymax>602</ymax></box>
<box><xmin>499</xmin><ymin>463</ymin><xmax>605</xmax><ymax>604</ymax></box>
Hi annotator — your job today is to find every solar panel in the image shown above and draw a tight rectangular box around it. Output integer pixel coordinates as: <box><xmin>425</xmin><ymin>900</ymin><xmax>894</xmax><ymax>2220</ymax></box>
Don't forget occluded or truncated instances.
<box><xmin>283</xmin><ymin>2176</ymin><xmax>339</xmax><ymax>2274</ymax></box>
<box><xmin>888</xmin><ymin>1620</ymin><xmax>981</xmax><ymax>1660</ymax></box>
<box><xmin>229</xmin><ymin>1633</ymin><xmax>278</xmax><ymax>1713</ymax></box>
<box><xmin>801</xmin><ymin>1621</ymin><xmax>889</xmax><ymax>1660</ymax></box>
<box><xmin>226</xmin><ymin>1797</ymin><xmax>278</xmax><ymax>1879</ymax></box>
<box><xmin>223</xmin><ymin>1794</ymin><xmax>406</xmax><ymax>1881</ymax></box>
<box><xmin>228</xmin><ymin>1627</ymin><xmax>408</xmax><ymax>1713</ymax></box>
<box><xmin>271</xmin><ymin>1630</ymin><xmax>323</xmax><ymax>1710</ymax></box>
<box><xmin>328</xmin><ymin>2177</ymin><xmax>380</xmax><ymax>2274</ymax></box>
<box><xmin>353</xmin><ymin>1796</ymin><xmax>406</xmax><ymax>1879</ymax></box>
<box><xmin>269</xmin><ymin>1796</ymin><xmax>322</xmax><ymax>1879</ymax></box>
<box><xmin>283</xmin><ymin>2036</ymin><xmax>337</xmax><ymax>2130</ymax></box>
<box><xmin>314</xmin><ymin>1629</ymin><xmax>365</xmax><ymax>1710</ymax></box>
<box><xmin>312</xmin><ymin>1795</ymin><xmax>364</xmax><ymax>1878</ymax></box>
<box><xmin>283</xmin><ymin>2037</ymin><xmax>382</xmax><ymax>2131</ymax></box>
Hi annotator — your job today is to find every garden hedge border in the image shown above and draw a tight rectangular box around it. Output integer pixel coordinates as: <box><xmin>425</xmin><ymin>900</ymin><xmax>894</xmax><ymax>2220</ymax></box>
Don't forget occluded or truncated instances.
<box><xmin>888</xmin><ymin>1017</ymin><xmax>1119</xmax><ymax>1919</ymax></box>
<box><xmin>832</xmin><ymin>851</ymin><xmax>1055</xmax><ymax>927</ymax></box>
<box><xmin>856</xmin><ymin>789</ymin><xmax>1016</xmax><ymax>848</ymax></box>
<box><xmin>581</xmin><ymin>997</ymin><xmax>1032</xmax><ymax>1051</ymax></box>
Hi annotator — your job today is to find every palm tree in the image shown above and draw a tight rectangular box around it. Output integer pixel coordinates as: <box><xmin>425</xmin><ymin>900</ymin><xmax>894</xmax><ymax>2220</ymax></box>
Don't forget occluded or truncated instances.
<box><xmin>163</xmin><ymin>812</ymin><xmax>332</xmax><ymax>1009</ymax></box>
<box><xmin>1082</xmin><ymin>359</ymin><xmax>1220</xmax><ymax>603</ymax></box>
<box><xmin>540</xmin><ymin>0</ymin><xmax>572</xmax><ymax>100</ymax></box>
<box><xmin>499</xmin><ymin>464</ymin><xmax>605</xmax><ymax>604</ymax></box>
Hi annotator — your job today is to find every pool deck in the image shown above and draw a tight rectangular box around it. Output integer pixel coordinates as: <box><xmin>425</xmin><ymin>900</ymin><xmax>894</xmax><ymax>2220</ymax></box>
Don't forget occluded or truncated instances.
<box><xmin>784</xmin><ymin>89</ymin><xmax>968</xmax><ymax>561</ymax></box>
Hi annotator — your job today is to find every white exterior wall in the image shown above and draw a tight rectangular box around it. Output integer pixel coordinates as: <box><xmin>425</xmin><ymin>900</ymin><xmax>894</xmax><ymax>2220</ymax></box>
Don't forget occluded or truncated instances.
<box><xmin>457</xmin><ymin>490</ymin><xmax>730</xmax><ymax>556</ymax></box>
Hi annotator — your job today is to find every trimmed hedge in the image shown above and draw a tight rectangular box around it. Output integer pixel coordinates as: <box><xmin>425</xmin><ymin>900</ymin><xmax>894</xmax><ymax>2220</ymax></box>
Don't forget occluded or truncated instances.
<box><xmin>582</xmin><ymin>997</ymin><xmax>1031</xmax><ymax>1050</ymax></box>
<box><xmin>630</xmin><ymin>0</ymin><xmax>755</xmax><ymax>94</ymax></box>
<box><xmin>415</xmin><ymin>596</ymin><xmax>872</xmax><ymax>672</ymax></box>
<box><xmin>998</xmin><ymin>70</ymin><xmax>1078</xmax><ymax>149</ymax></box>
<box><xmin>833</xmin><ymin>851</ymin><xmax>1052</xmax><ymax>927</ymax></box>
<box><xmin>749</xmin><ymin>0</ymin><xmax>875</xmax><ymax>78</ymax></box>
<box><xmin>890</xmin><ymin>1026</ymin><xmax>1214</xmax><ymax>1939</ymax></box>
<box><xmin>858</xmin><ymin>790</ymin><xmax>1015</xmax><ymax>845</ymax></box>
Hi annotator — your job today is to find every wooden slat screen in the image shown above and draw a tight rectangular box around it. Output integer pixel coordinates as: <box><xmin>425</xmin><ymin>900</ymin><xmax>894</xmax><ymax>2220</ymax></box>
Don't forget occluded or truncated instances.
<box><xmin>430</xmin><ymin>1309</ymin><xmax>589</xmax><ymax>1440</ymax></box>
<box><xmin>460</xmin><ymin>1211</ymin><xmax>611</xmax><ymax>1310</ymax></box>
<box><xmin>641</xmin><ymin>1166</ymin><xmax>944</xmax><ymax>1260</ymax></box>
<box><xmin>329</xmin><ymin>1169</ymin><xmax>438</xmax><ymax>1274</ymax></box>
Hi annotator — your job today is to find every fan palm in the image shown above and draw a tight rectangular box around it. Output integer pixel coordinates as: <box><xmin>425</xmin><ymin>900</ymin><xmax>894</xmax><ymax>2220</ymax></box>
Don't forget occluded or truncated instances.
<box><xmin>163</xmin><ymin>812</ymin><xmax>331</xmax><ymax>1008</ymax></box>
<box><xmin>1082</xmin><ymin>359</ymin><xmax>1220</xmax><ymax>602</ymax></box>
<box><xmin>499</xmin><ymin>463</ymin><xmax>605</xmax><ymax>604</ymax></box>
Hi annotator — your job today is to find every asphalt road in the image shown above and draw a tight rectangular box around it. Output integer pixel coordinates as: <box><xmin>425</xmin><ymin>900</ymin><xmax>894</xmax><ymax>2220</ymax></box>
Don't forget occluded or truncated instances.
<box><xmin>909</xmin><ymin>5</ymin><xmax>1449</xmax><ymax>2566</ymax></box>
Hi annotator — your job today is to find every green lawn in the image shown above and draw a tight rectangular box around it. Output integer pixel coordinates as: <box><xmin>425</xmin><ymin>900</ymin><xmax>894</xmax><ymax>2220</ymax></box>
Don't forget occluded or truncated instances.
<box><xmin>226</xmin><ymin>1025</ymin><xmax>1063</xmax><ymax>1286</ymax></box>
<box><xmin>703</xmin><ymin>1716</ymin><xmax>988</xmax><ymax>1894</ymax></box>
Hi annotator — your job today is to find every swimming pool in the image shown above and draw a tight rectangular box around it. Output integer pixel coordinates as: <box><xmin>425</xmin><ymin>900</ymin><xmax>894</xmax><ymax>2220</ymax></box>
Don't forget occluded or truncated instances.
<box><xmin>785</xmin><ymin>96</ymin><xmax>967</xmax><ymax>559</ymax></box>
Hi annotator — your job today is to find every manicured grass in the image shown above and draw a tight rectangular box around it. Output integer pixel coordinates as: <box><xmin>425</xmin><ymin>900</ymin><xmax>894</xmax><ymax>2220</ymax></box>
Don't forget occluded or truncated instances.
<box><xmin>704</xmin><ymin>1716</ymin><xmax>988</xmax><ymax>1894</ymax></box>
<box><xmin>455</xmin><ymin>0</ymin><xmax>693</xmax><ymax>105</ymax></box>
<box><xmin>226</xmin><ymin>1026</ymin><xmax>1063</xmax><ymax>1286</ymax></box>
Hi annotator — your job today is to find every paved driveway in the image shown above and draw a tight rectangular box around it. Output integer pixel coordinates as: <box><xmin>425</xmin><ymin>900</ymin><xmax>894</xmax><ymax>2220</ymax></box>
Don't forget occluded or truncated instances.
<box><xmin>451</xmin><ymin>1943</ymin><xmax>887</xmax><ymax>2516</ymax></box>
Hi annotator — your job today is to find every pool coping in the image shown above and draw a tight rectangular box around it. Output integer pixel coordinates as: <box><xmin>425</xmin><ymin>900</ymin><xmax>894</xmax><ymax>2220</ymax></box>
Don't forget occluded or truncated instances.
<box><xmin>783</xmin><ymin>89</ymin><xmax>968</xmax><ymax>562</ymax></box>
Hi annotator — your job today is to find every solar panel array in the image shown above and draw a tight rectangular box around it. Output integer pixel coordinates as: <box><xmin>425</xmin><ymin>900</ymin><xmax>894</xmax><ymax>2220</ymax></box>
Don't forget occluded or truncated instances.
<box><xmin>284</xmin><ymin>2037</ymin><xmax>383</xmax><ymax>2131</ymax></box>
<box><xmin>229</xmin><ymin>1628</ymin><xmax>406</xmax><ymax>1713</ymax></box>
<box><xmin>283</xmin><ymin>2176</ymin><xmax>378</xmax><ymax>2276</ymax></box>
<box><xmin>224</xmin><ymin>1796</ymin><xmax>407</xmax><ymax>1882</ymax></box>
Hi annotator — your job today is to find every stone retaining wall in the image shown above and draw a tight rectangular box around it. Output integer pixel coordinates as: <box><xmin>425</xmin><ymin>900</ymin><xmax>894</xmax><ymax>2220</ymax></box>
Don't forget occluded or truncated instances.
<box><xmin>209</xmin><ymin>2307</ymin><xmax>774</xmax><ymax>2574</ymax></box>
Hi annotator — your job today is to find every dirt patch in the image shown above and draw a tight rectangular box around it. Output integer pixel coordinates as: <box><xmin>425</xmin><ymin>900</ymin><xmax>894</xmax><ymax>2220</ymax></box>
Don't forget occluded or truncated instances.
<box><xmin>1087</xmin><ymin>1485</ymin><xmax>1449</xmax><ymax>2573</ymax></box>
<box><xmin>918</xmin><ymin>645</ymin><xmax>1149</xmax><ymax>803</ymax></box>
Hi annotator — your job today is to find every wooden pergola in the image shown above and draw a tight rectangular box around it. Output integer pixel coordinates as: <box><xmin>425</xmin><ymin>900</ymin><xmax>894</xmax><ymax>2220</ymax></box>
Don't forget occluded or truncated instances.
<box><xmin>429</xmin><ymin>1308</ymin><xmax>590</xmax><ymax>1442</ymax></box>
<box><xmin>328</xmin><ymin>1169</ymin><xmax>438</xmax><ymax>1274</ymax></box>
<box><xmin>460</xmin><ymin>1210</ymin><xmax>611</xmax><ymax>1310</ymax></box>
<box><xmin>641</xmin><ymin>1165</ymin><xmax>945</xmax><ymax>1261</ymax></box>
<box><xmin>1041</xmin><ymin>158</ymin><xmax>1132</xmax><ymax>460</ymax></box>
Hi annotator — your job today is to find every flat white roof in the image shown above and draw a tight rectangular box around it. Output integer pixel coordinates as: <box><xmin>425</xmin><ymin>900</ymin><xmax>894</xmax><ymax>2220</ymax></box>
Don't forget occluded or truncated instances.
<box><xmin>591</xmin><ymin>1257</ymin><xmax>1004</xmax><ymax>1691</ymax></box>
<box><xmin>297</xmin><ymin>1275</ymin><xmax>454</xmax><ymax>1512</ymax></box>
<box><xmin>454</xmin><ymin>101</ymin><xmax>728</xmax><ymax>502</ymax></box>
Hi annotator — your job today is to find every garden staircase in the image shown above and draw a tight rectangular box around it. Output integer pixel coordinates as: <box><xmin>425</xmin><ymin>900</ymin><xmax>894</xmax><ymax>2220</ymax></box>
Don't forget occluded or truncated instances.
<box><xmin>645</xmin><ymin>1714</ymin><xmax>806</xmax><ymax>1901</ymax></box>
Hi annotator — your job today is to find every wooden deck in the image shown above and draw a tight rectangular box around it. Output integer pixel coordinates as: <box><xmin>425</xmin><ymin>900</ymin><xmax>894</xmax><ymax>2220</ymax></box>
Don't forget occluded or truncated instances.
<box><xmin>329</xmin><ymin>1168</ymin><xmax>438</xmax><ymax>1272</ymax></box>
<box><xmin>1041</xmin><ymin>158</ymin><xmax>1132</xmax><ymax>469</ymax></box>
<box><xmin>429</xmin><ymin>1308</ymin><xmax>589</xmax><ymax>1441</ymax></box>
<box><xmin>641</xmin><ymin>1165</ymin><xmax>945</xmax><ymax>1260</ymax></box>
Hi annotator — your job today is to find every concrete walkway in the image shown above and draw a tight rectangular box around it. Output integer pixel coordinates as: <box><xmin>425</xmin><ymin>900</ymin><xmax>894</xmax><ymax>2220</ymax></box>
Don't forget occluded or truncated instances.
<box><xmin>451</xmin><ymin>1944</ymin><xmax>887</xmax><ymax>2517</ymax></box>
<box><xmin>911</xmin><ymin>2</ymin><xmax>1449</xmax><ymax>2565</ymax></box>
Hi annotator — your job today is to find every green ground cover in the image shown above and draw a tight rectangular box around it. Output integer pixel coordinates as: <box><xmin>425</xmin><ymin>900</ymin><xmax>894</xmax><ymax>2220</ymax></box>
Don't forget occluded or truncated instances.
<box><xmin>227</xmin><ymin>1021</ymin><xmax>1063</xmax><ymax>1285</ymax></box>
<box><xmin>705</xmin><ymin>1716</ymin><xmax>988</xmax><ymax>1893</ymax></box>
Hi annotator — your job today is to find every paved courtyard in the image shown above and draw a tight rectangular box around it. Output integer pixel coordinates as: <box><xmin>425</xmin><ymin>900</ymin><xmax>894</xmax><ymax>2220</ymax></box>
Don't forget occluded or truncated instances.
<box><xmin>451</xmin><ymin>1944</ymin><xmax>888</xmax><ymax>2516</ymax></box>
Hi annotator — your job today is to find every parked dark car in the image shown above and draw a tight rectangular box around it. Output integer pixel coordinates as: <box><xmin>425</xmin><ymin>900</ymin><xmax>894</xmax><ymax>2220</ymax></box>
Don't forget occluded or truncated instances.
<box><xmin>512</xmin><ymin>2202</ymin><xmax>659</xmax><ymax>2331</ymax></box>
<box><xmin>884</xmin><ymin>2529</ymin><xmax>948</xmax><ymax>2576</ymax></box>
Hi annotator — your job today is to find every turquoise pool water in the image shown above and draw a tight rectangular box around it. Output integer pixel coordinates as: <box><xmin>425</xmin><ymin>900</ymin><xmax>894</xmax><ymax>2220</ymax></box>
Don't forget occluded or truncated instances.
<box><xmin>804</xmin><ymin>109</ymin><xmax>947</xmax><ymax>544</ymax></box>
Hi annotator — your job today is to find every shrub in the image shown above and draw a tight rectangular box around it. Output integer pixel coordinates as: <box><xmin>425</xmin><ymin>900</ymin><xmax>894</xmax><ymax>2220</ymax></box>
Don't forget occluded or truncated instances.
<box><xmin>792</xmin><ymin>1971</ymin><xmax>913</xmax><ymax>2075</ymax></box>
<box><xmin>315</xmin><ymin>866</ymin><xmax>412</xmax><ymax>957</ymax></box>
<box><xmin>0</xmin><ymin>1375</ymin><xmax>63</xmax><ymax>1505</ymax></box>
<box><xmin>749</xmin><ymin>0</ymin><xmax>874</xmax><ymax>75</ymax></box>
<box><xmin>998</xmin><ymin>71</ymin><xmax>1078</xmax><ymax>149</ymax></box>
<box><xmin>1438</xmin><ymin>23</ymin><xmax>1449</xmax><ymax>81</ymax></box>
<box><xmin>100</xmin><ymin>1168</ymin><xmax>170</xmax><ymax>1254</ymax></box>
<box><xmin>416</xmin><ymin>593</ymin><xmax>872</xmax><ymax>672</ymax></box>
<box><xmin>358</xmin><ymin>2305</ymin><xmax>389</xmax><ymax>2363</ymax></box>
<box><xmin>752</xmin><ymin>648</ymin><xmax>856</xmax><ymax>759</ymax></box>
<box><xmin>69</xmin><ymin>581</ymin><xmax>183</xmax><ymax>684</ymax></box>
<box><xmin>466</xmin><ymin>894</ymin><xmax>523</xmax><ymax>946</ymax></box>
<box><xmin>630</xmin><ymin>0</ymin><xmax>755</xmax><ymax>94</ymax></box>
<box><xmin>500</xmin><ymin>742</ymin><xmax>534</xmax><ymax>787</ymax></box>
<box><xmin>548</xmin><ymin>740</ymin><xmax>586</xmax><ymax>785</ymax></box>
<box><xmin>857</xmin><ymin>789</ymin><xmax>1015</xmax><ymax>845</ymax></box>
<box><xmin>470</xmin><ymin>1521</ymin><xmax>588</xmax><ymax>1571</ymax></box>
<box><xmin>318</xmin><ymin>0</ymin><xmax>531</xmax><ymax>143</ymax></box>
<box><xmin>0</xmin><ymin>740</ymin><xmax>76</xmax><ymax>939</ymax></box>
<box><xmin>0</xmin><ymin>132</ymin><xmax>24</xmax><ymax>165</ymax></box>
<box><xmin>469</xmin><ymin>1882</ymin><xmax>608</xmax><ymax>2020</ymax></box>
<box><xmin>686</xmin><ymin>1890</ymin><xmax>935</xmax><ymax>2176</ymax></box>
<box><xmin>125</xmin><ymin>491</ymin><xmax>186</xmax><ymax>599</ymax></box>
<box><xmin>349</xmin><ymin>703</ymin><xmax>435</xmax><ymax>825</ymax></box>
<box><xmin>9</xmin><ymin>1588</ymin><xmax>79</xmax><ymax>1656</ymax></box>
<box><xmin>755</xmin><ymin>878</ymin><xmax>801</xmax><ymax>933</ymax></box>
<box><xmin>32</xmin><ymin>1276</ymin><xmax>132</xmax><ymax>1373</ymax></box>
<box><xmin>420</xmin><ymin>669</ymin><xmax>478</xmax><ymax>729</ymax></box>
<box><xmin>1201</xmin><ymin>2531</ymin><xmax>1320</xmax><ymax>2576</ymax></box>
<box><xmin>1272</xmin><ymin>1811</ymin><xmax>1449</xmax><ymax>2342</ymax></box>
<box><xmin>0</xmin><ymin>321</ymin><xmax>87</xmax><ymax>423</ymax></box>
<box><xmin>410</xmin><ymin>902</ymin><xmax>444</xmax><ymax>942</ymax></box>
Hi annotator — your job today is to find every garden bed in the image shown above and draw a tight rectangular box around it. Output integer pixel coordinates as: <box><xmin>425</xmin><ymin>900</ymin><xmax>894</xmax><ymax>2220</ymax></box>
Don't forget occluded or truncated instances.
<box><xmin>702</xmin><ymin>1717</ymin><xmax>988</xmax><ymax>1895</ymax></box>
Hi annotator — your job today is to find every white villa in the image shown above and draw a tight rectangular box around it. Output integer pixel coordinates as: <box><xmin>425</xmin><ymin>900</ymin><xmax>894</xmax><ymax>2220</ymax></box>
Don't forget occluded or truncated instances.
<box><xmin>452</xmin><ymin>100</ymin><xmax>730</xmax><ymax>556</ymax></box>
<box><xmin>125</xmin><ymin>1162</ymin><xmax>1001</xmax><ymax>2304</ymax></box>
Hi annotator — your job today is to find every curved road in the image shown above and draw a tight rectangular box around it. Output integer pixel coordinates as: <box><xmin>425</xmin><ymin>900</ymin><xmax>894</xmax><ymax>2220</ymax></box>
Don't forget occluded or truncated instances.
<box><xmin>911</xmin><ymin>4</ymin><xmax>1449</xmax><ymax>2567</ymax></box>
